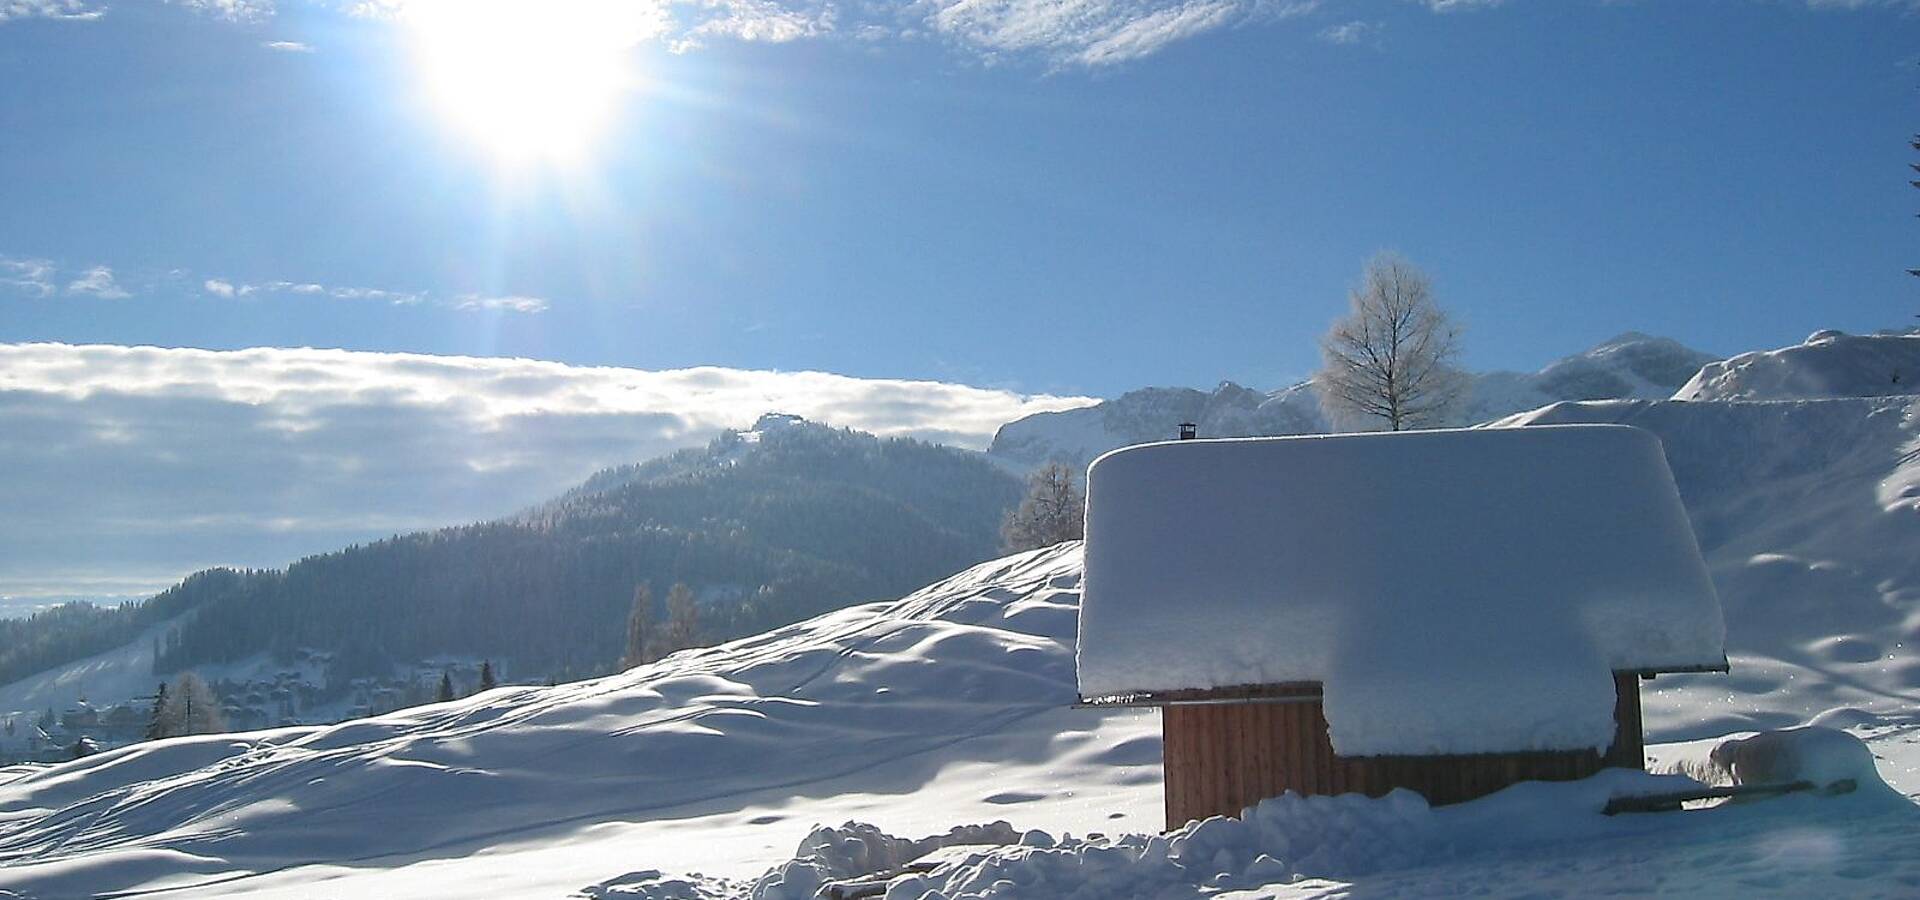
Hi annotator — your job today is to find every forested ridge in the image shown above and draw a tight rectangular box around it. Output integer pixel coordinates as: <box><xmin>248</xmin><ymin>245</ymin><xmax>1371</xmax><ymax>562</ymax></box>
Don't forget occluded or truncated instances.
<box><xmin>8</xmin><ymin>418</ymin><xmax>1023</xmax><ymax>685</ymax></box>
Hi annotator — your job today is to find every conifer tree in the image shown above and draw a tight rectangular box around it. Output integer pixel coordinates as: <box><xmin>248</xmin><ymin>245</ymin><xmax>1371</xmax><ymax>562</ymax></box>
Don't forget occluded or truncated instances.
<box><xmin>437</xmin><ymin>671</ymin><xmax>455</xmax><ymax>703</ymax></box>
<box><xmin>144</xmin><ymin>683</ymin><xmax>170</xmax><ymax>741</ymax></box>
<box><xmin>479</xmin><ymin>660</ymin><xmax>497</xmax><ymax>692</ymax></box>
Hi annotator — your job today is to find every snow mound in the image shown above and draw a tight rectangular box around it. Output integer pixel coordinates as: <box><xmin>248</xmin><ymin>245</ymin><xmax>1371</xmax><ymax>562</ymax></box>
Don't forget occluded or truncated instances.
<box><xmin>748</xmin><ymin>821</ymin><xmax>1021</xmax><ymax>900</ymax></box>
<box><xmin>694</xmin><ymin>761</ymin><xmax>1905</xmax><ymax>900</ymax></box>
<box><xmin>1674</xmin><ymin>330</ymin><xmax>1920</xmax><ymax>402</ymax></box>
<box><xmin>1078</xmin><ymin>426</ymin><xmax>1724</xmax><ymax>756</ymax></box>
<box><xmin>1708</xmin><ymin>727</ymin><xmax>1890</xmax><ymax>794</ymax></box>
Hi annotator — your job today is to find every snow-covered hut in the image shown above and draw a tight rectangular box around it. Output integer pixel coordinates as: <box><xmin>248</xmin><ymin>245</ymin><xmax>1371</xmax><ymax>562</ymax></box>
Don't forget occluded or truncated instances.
<box><xmin>1076</xmin><ymin>425</ymin><xmax>1727</xmax><ymax>827</ymax></box>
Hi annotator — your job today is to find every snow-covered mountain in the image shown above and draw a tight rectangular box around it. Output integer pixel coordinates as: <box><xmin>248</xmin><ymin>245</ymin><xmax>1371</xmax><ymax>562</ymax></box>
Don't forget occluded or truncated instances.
<box><xmin>2</xmin><ymin>332</ymin><xmax>1918</xmax><ymax>898</ymax></box>
<box><xmin>1675</xmin><ymin>328</ymin><xmax>1920</xmax><ymax>401</ymax></box>
<box><xmin>988</xmin><ymin>332</ymin><xmax>1717</xmax><ymax>468</ymax></box>
<box><xmin>0</xmin><ymin>415</ymin><xmax>1024</xmax><ymax>724</ymax></box>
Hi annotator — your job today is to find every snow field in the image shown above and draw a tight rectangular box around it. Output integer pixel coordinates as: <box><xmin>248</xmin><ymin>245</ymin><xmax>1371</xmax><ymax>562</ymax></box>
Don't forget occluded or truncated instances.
<box><xmin>6</xmin><ymin>333</ymin><xmax>1920</xmax><ymax>897</ymax></box>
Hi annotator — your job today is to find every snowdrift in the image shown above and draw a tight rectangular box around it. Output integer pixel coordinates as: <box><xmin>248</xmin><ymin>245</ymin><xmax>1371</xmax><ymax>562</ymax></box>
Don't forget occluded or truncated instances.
<box><xmin>1675</xmin><ymin>330</ymin><xmax>1920</xmax><ymax>402</ymax></box>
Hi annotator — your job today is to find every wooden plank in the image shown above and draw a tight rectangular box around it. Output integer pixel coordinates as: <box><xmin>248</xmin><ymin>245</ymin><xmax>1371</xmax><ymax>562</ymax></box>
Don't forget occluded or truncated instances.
<box><xmin>1159</xmin><ymin>681</ymin><xmax>1645</xmax><ymax>827</ymax></box>
<box><xmin>1602</xmin><ymin>779</ymin><xmax>1855</xmax><ymax>815</ymax></box>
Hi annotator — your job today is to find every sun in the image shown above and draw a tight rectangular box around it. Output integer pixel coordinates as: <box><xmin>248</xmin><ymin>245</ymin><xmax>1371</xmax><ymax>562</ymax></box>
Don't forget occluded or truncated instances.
<box><xmin>404</xmin><ymin>0</ymin><xmax>659</xmax><ymax>165</ymax></box>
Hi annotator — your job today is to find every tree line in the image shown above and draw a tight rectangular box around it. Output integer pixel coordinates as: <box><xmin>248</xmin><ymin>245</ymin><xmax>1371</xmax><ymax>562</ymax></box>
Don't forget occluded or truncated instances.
<box><xmin>1</xmin><ymin>420</ymin><xmax>1023</xmax><ymax>688</ymax></box>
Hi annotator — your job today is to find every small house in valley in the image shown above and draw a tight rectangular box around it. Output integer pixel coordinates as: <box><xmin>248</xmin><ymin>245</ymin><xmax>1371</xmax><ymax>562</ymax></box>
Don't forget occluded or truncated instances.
<box><xmin>1075</xmin><ymin>425</ymin><xmax>1728</xmax><ymax>828</ymax></box>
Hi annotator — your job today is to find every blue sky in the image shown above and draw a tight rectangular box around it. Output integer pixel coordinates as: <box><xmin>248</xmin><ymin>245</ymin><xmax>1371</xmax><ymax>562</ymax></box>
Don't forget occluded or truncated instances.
<box><xmin>2</xmin><ymin>0</ymin><xmax>1917</xmax><ymax>398</ymax></box>
<box><xmin>1</xmin><ymin>0</ymin><xmax>1918</xmax><ymax>601</ymax></box>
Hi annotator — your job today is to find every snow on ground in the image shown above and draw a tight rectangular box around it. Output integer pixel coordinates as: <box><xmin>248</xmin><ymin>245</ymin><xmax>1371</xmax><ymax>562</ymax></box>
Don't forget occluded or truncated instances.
<box><xmin>1493</xmin><ymin>395</ymin><xmax>1920</xmax><ymax>740</ymax></box>
<box><xmin>1675</xmin><ymin>330</ymin><xmax>1920</xmax><ymax>402</ymax></box>
<box><xmin>0</xmin><ymin>618</ymin><xmax>184</xmax><ymax>722</ymax></box>
<box><xmin>0</xmin><ymin>545</ymin><xmax>1175</xmax><ymax>898</ymax></box>
<box><xmin>5</xmin><ymin>337</ymin><xmax>1920</xmax><ymax>897</ymax></box>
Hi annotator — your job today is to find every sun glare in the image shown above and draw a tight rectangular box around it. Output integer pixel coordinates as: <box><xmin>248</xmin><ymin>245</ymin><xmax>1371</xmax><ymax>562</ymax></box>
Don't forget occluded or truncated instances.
<box><xmin>405</xmin><ymin>0</ymin><xmax>659</xmax><ymax>165</ymax></box>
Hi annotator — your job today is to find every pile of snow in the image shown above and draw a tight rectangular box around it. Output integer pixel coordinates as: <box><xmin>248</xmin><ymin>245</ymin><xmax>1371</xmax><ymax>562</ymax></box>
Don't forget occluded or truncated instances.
<box><xmin>1707</xmin><ymin>726</ymin><xmax>1887</xmax><ymax>793</ymax></box>
<box><xmin>1674</xmin><ymin>330</ymin><xmax>1920</xmax><ymax>402</ymax></box>
<box><xmin>747</xmin><ymin>821</ymin><xmax>1021</xmax><ymax>900</ymax></box>
<box><xmin>618</xmin><ymin>740</ymin><xmax>1904</xmax><ymax>900</ymax></box>
<box><xmin>987</xmin><ymin>333</ymin><xmax>1717</xmax><ymax>469</ymax></box>
<box><xmin>1077</xmin><ymin>426</ymin><xmax>1724</xmax><ymax>756</ymax></box>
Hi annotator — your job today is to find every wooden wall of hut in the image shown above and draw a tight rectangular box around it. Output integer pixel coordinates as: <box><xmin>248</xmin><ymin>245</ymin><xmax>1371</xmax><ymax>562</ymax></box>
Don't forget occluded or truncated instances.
<box><xmin>1160</xmin><ymin>672</ymin><xmax>1645</xmax><ymax>829</ymax></box>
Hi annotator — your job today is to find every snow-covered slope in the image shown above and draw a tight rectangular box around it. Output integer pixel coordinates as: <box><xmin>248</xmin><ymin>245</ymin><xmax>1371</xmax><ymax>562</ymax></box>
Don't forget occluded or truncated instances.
<box><xmin>0</xmin><ymin>545</ymin><xmax>1167</xmax><ymax>898</ymax></box>
<box><xmin>988</xmin><ymin>333</ymin><xmax>1716</xmax><ymax>468</ymax></box>
<box><xmin>1492</xmin><ymin>395</ymin><xmax>1920</xmax><ymax>737</ymax></box>
<box><xmin>1675</xmin><ymin>329</ymin><xmax>1920</xmax><ymax>401</ymax></box>
<box><xmin>1464</xmin><ymin>331</ymin><xmax>1717</xmax><ymax>422</ymax></box>
<box><xmin>9</xmin><ymin>337</ymin><xmax>1920</xmax><ymax>899</ymax></box>
<box><xmin>0</xmin><ymin>618</ymin><xmax>178</xmax><ymax>723</ymax></box>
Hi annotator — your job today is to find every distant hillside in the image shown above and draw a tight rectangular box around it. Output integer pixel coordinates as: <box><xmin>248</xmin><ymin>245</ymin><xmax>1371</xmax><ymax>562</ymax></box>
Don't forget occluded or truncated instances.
<box><xmin>5</xmin><ymin>416</ymin><xmax>1023</xmax><ymax>690</ymax></box>
<box><xmin>1675</xmin><ymin>329</ymin><xmax>1920</xmax><ymax>401</ymax></box>
<box><xmin>988</xmin><ymin>333</ymin><xmax>1718</xmax><ymax>468</ymax></box>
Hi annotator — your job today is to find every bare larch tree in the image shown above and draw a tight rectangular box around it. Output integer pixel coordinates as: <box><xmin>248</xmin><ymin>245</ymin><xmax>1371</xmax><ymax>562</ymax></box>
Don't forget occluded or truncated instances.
<box><xmin>1316</xmin><ymin>252</ymin><xmax>1465</xmax><ymax>431</ymax></box>
<box><xmin>1000</xmin><ymin>461</ymin><xmax>1085</xmax><ymax>552</ymax></box>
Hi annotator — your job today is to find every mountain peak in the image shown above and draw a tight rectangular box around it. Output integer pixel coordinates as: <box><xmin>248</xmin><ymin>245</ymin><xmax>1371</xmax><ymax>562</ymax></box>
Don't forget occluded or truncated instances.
<box><xmin>749</xmin><ymin>412</ymin><xmax>809</xmax><ymax>433</ymax></box>
<box><xmin>989</xmin><ymin>333</ymin><xmax>1720</xmax><ymax>469</ymax></box>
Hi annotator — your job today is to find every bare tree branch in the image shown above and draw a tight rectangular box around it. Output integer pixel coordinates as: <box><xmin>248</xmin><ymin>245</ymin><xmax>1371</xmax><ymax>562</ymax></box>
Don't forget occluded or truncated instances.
<box><xmin>1315</xmin><ymin>252</ymin><xmax>1464</xmax><ymax>431</ymax></box>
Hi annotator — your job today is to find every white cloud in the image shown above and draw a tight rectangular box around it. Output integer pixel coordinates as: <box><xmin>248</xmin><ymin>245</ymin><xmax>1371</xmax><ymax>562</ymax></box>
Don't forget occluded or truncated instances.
<box><xmin>928</xmin><ymin>0</ymin><xmax>1316</xmax><ymax>67</ymax></box>
<box><xmin>1415</xmin><ymin>0</ymin><xmax>1504</xmax><ymax>11</ymax></box>
<box><xmin>1317</xmin><ymin>19</ymin><xmax>1380</xmax><ymax>44</ymax></box>
<box><xmin>0</xmin><ymin>0</ymin><xmax>102</xmax><ymax>22</ymax></box>
<box><xmin>65</xmin><ymin>265</ymin><xmax>131</xmax><ymax>299</ymax></box>
<box><xmin>1804</xmin><ymin>0</ymin><xmax>1920</xmax><ymax>8</ymax></box>
<box><xmin>673</xmin><ymin>0</ymin><xmax>833</xmax><ymax>51</ymax></box>
<box><xmin>172</xmin><ymin>0</ymin><xmax>275</xmax><ymax>22</ymax></box>
<box><xmin>202</xmin><ymin>276</ymin><xmax>548</xmax><ymax>313</ymax></box>
<box><xmin>363</xmin><ymin>0</ymin><xmax>1302</xmax><ymax>68</ymax></box>
<box><xmin>263</xmin><ymin>40</ymin><xmax>314</xmax><ymax>51</ymax></box>
<box><xmin>452</xmin><ymin>294</ymin><xmax>552</xmax><ymax>313</ymax></box>
<box><xmin>0</xmin><ymin>342</ymin><xmax>1097</xmax><ymax>597</ymax></box>
<box><xmin>0</xmin><ymin>257</ymin><xmax>55</xmax><ymax>296</ymax></box>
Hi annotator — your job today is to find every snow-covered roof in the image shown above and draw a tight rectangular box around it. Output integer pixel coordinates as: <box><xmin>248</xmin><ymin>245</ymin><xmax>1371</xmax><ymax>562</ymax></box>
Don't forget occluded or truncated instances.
<box><xmin>1076</xmin><ymin>425</ymin><xmax>1726</xmax><ymax>757</ymax></box>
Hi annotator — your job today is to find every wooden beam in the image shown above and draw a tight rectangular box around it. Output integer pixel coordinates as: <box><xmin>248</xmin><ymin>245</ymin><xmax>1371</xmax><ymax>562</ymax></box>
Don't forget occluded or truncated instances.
<box><xmin>1602</xmin><ymin>779</ymin><xmax>1856</xmax><ymax>815</ymax></box>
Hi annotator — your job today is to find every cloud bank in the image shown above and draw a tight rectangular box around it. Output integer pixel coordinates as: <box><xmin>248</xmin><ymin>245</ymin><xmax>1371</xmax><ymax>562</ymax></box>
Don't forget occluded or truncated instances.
<box><xmin>0</xmin><ymin>343</ymin><xmax>1095</xmax><ymax>599</ymax></box>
